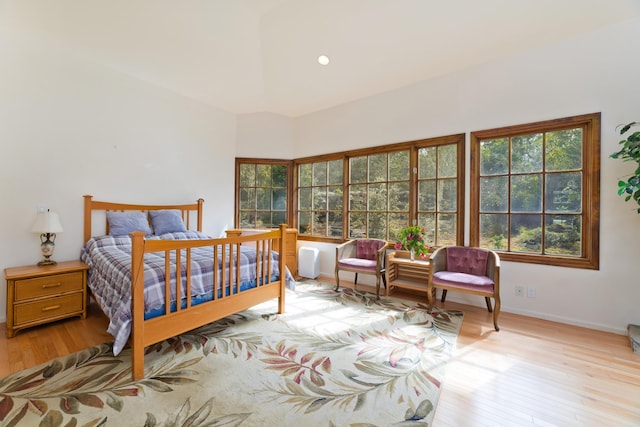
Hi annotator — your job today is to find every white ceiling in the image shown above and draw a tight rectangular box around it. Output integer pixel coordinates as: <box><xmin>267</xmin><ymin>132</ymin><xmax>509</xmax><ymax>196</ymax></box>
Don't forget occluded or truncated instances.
<box><xmin>5</xmin><ymin>0</ymin><xmax>640</xmax><ymax>117</ymax></box>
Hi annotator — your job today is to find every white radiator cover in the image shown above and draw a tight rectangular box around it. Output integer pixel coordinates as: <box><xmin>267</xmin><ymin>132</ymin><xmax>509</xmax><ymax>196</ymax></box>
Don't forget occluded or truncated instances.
<box><xmin>298</xmin><ymin>246</ymin><xmax>320</xmax><ymax>279</ymax></box>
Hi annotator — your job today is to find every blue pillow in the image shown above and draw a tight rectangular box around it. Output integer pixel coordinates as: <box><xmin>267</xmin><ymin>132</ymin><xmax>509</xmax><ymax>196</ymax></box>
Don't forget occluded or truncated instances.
<box><xmin>106</xmin><ymin>211</ymin><xmax>152</xmax><ymax>236</ymax></box>
<box><xmin>149</xmin><ymin>210</ymin><xmax>187</xmax><ymax>235</ymax></box>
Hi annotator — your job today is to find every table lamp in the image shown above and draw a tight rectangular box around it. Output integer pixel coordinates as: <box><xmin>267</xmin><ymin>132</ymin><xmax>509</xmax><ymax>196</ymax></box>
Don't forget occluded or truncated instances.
<box><xmin>31</xmin><ymin>210</ymin><xmax>64</xmax><ymax>266</ymax></box>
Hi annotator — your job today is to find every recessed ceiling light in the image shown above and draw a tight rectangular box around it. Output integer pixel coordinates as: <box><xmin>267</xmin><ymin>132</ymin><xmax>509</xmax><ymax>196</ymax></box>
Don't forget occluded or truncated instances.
<box><xmin>318</xmin><ymin>55</ymin><xmax>330</xmax><ymax>66</ymax></box>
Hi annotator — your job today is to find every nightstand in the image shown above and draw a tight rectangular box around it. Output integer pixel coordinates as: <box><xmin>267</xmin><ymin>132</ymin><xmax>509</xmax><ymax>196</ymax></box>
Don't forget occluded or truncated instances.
<box><xmin>4</xmin><ymin>260</ymin><xmax>89</xmax><ymax>338</ymax></box>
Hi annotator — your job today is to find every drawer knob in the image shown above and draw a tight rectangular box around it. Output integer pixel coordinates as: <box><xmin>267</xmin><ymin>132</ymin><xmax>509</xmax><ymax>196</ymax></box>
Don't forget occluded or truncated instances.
<box><xmin>42</xmin><ymin>283</ymin><xmax>62</xmax><ymax>289</ymax></box>
<box><xmin>41</xmin><ymin>304</ymin><xmax>62</xmax><ymax>312</ymax></box>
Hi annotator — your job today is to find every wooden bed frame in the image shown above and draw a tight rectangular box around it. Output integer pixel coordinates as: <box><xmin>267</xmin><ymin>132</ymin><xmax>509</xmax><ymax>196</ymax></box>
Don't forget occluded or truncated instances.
<box><xmin>83</xmin><ymin>195</ymin><xmax>288</xmax><ymax>380</ymax></box>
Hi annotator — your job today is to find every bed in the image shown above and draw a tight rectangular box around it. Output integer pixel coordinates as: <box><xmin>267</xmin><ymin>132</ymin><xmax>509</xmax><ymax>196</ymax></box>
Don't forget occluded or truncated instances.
<box><xmin>81</xmin><ymin>195</ymin><xmax>294</xmax><ymax>380</ymax></box>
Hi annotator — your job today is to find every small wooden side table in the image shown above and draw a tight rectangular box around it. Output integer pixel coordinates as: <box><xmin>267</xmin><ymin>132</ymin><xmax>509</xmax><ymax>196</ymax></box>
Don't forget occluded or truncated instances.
<box><xmin>385</xmin><ymin>252</ymin><xmax>430</xmax><ymax>296</ymax></box>
<box><xmin>5</xmin><ymin>260</ymin><xmax>89</xmax><ymax>338</ymax></box>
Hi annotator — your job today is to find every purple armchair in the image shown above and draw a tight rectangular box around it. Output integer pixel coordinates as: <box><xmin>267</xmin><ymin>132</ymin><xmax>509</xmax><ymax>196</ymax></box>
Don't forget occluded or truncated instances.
<box><xmin>427</xmin><ymin>246</ymin><xmax>501</xmax><ymax>331</ymax></box>
<box><xmin>335</xmin><ymin>239</ymin><xmax>388</xmax><ymax>298</ymax></box>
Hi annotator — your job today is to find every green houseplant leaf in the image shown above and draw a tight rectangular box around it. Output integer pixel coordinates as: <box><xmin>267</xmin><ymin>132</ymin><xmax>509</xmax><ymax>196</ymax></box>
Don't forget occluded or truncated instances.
<box><xmin>611</xmin><ymin>121</ymin><xmax>640</xmax><ymax>214</ymax></box>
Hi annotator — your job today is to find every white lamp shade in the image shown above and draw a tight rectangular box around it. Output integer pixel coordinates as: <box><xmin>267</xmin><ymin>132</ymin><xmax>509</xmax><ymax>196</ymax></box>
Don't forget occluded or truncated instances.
<box><xmin>31</xmin><ymin>211</ymin><xmax>64</xmax><ymax>233</ymax></box>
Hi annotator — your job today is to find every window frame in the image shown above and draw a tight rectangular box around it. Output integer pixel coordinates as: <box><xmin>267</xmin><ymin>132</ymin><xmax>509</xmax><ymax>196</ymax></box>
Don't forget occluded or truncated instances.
<box><xmin>234</xmin><ymin>158</ymin><xmax>294</xmax><ymax>229</ymax></box>
<box><xmin>469</xmin><ymin>113</ymin><xmax>601</xmax><ymax>270</ymax></box>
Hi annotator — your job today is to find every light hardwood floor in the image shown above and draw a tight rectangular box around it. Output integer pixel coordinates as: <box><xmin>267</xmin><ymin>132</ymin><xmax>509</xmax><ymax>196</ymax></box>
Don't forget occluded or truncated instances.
<box><xmin>1</xmin><ymin>278</ymin><xmax>639</xmax><ymax>426</ymax></box>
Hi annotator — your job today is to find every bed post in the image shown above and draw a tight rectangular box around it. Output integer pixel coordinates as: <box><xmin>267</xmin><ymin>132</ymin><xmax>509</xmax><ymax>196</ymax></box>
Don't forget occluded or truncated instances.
<box><xmin>130</xmin><ymin>231</ymin><xmax>146</xmax><ymax>380</ymax></box>
<box><xmin>83</xmin><ymin>195</ymin><xmax>93</xmax><ymax>243</ymax></box>
<box><xmin>278</xmin><ymin>224</ymin><xmax>287</xmax><ymax>314</ymax></box>
<box><xmin>196</xmin><ymin>198</ymin><xmax>204</xmax><ymax>232</ymax></box>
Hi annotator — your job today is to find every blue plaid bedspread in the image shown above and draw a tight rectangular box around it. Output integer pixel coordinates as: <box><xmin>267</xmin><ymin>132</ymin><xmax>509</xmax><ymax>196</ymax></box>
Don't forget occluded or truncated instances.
<box><xmin>80</xmin><ymin>231</ymin><xmax>294</xmax><ymax>355</ymax></box>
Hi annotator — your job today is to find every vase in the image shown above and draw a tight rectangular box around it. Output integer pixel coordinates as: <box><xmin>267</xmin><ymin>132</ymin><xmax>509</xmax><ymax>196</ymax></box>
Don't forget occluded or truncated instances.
<box><xmin>410</xmin><ymin>248</ymin><xmax>415</xmax><ymax>261</ymax></box>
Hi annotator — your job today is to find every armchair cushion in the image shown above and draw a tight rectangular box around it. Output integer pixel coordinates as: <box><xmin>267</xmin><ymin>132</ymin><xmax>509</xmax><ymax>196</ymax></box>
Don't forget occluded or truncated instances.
<box><xmin>445</xmin><ymin>246</ymin><xmax>488</xmax><ymax>276</ymax></box>
<box><xmin>356</xmin><ymin>239</ymin><xmax>386</xmax><ymax>260</ymax></box>
<box><xmin>432</xmin><ymin>271</ymin><xmax>494</xmax><ymax>290</ymax></box>
<box><xmin>338</xmin><ymin>258</ymin><xmax>378</xmax><ymax>272</ymax></box>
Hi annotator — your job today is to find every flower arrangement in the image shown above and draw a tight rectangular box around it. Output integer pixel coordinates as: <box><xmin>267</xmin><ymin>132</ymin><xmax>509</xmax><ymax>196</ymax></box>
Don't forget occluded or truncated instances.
<box><xmin>393</xmin><ymin>225</ymin><xmax>430</xmax><ymax>259</ymax></box>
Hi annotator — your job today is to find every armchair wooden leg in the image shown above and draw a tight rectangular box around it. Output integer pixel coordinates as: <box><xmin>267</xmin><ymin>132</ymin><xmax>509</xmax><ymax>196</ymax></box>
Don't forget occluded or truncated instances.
<box><xmin>493</xmin><ymin>296</ymin><xmax>501</xmax><ymax>331</ymax></box>
<box><xmin>440</xmin><ymin>289</ymin><xmax>448</xmax><ymax>303</ymax></box>
<box><xmin>334</xmin><ymin>268</ymin><xmax>340</xmax><ymax>291</ymax></box>
<box><xmin>485</xmin><ymin>297</ymin><xmax>493</xmax><ymax>313</ymax></box>
<box><xmin>354</xmin><ymin>273</ymin><xmax>358</xmax><ymax>286</ymax></box>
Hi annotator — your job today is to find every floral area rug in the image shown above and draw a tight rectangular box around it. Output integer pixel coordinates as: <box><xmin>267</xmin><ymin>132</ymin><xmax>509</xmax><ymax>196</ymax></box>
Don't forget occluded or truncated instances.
<box><xmin>0</xmin><ymin>281</ymin><xmax>463</xmax><ymax>426</ymax></box>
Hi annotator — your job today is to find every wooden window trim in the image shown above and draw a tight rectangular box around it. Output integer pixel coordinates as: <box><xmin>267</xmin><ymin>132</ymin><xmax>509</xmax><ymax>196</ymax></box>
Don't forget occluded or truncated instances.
<box><xmin>469</xmin><ymin>113</ymin><xmax>600</xmax><ymax>270</ymax></box>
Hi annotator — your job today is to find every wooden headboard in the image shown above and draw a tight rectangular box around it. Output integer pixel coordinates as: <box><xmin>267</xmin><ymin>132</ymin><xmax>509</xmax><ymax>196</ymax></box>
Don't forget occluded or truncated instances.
<box><xmin>83</xmin><ymin>194</ymin><xmax>204</xmax><ymax>242</ymax></box>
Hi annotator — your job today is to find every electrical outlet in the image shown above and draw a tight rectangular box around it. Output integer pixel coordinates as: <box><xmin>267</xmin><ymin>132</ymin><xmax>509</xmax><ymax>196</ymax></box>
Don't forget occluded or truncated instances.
<box><xmin>527</xmin><ymin>287</ymin><xmax>536</xmax><ymax>298</ymax></box>
<box><xmin>515</xmin><ymin>285</ymin><xmax>524</xmax><ymax>297</ymax></box>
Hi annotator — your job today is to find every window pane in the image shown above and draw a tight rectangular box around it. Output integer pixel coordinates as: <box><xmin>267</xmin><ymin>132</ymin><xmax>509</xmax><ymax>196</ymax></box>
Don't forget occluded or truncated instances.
<box><xmin>417</xmin><ymin>213</ymin><xmax>436</xmax><ymax>243</ymax></box>
<box><xmin>389</xmin><ymin>181</ymin><xmax>409</xmax><ymax>211</ymax></box>
<box><xmin>437</xmin><ymin>213</ymin><xmax>456</xmax><ymax>246</ymax></box>
<box><xmin>312</xmin><ymin>187</ymin><xmax>326</xmax><ymax>210</ymax></box>
<box><xmin>546</xmin><ymin>128</ymin><xmax>583</xmax><ymax>171</ymax></box>
<box><xmin>438</xmin><ymin>144</ymin><xmax>458</xmax><ymax>178</ymax></box>
<box><xmin>256</xmin><ymin>164</ymin><xmax>271</xmax><ymax>187</ymax></box>
<box><xmin>328</xmin><ymin>212</ymin><xmax>342</xmax><ymax>237</ymax></box>
<box><xmin>313</xmin><ymin>211</ymin><xmax>327</xmax><ymax>236</ymax></box>
<box><xmin>299</xmin><ymin>211</ymin><xmax>311</xmax><ymax>235</ymax></box>
<box><xmin>313</xmin><ymin>162</ymin><xmax>327</xmax><ymax>186</ymax></box>
<box><xmin>272</xmin><ymin>211</ymin><xmax>286</xmax><ymax>227</ymax></box>
<box><xmin>368</xmin><ymin>154</ymin><xmax>387</xmax><ymax>182</ymax></box>
<box><xmin>368</xmin><ymin>213</ymin><xmax>387</xmax><ymax>239</ymax></box>
<box><xmin>328</xmin><ymin>159</ymin><xmax>343</xmax><ymax>185</ymax></box>
<box><xmin>273</xmin><ymin>188</ymin><xmax>286</xmax><ymax>210</ymax></box>
<box><xmin>240</xmin><ymin>211</ymin><xmax>254</xmax><ymax>228</ymax></box>
<box><xmin>418</xmin><ymin>180</ymin><xmax>436</xmax><ymax>211</ymax></box>
<box><xmin>438</xmin><ymin>178</ymin><xmax>457</xmax><ymax>211</ymax></box>
<box><xmin>327</xmin><ymin>186</ymin><xmax>342</xmax><ymax>210</ymax></box>
<box><xmin>349</xmin><ymin>184</ymin><xmax>366</xmax><ymax>210</ymax></box>
<box><xmin>389</xmin><ymin>150</ymin><xmax>409</xmax><ymax>181</ymax></box>
<box><xmin>545</xmin><ymin>215</ymin><xmax>582</xmax><ymax>256</ymax></box>
<box><xmin>480</xmin><ymin>176</ymin><xmax>508</xmax><ymax>212</ymax></box>
<box><xmin>240</xmin><ymin>188</ymin><xmax>255</xmax><ymax>210</ymax></box>
<box><xmin>545</xmin><ymin>172</ymin><xmax>582</xmax><ymax>213</ymax></box>
<box><xmin>256</xmin><ymin>211</ymin><xmax>271</xmax><ymax>228</ymax></box>
<box><xmin>256</xmin><ymin>188</ymin><xmax>270</xmax><ymax>210</ymax></box>
<box><xmin>299</xmin><ymin>188</ymin><xmax>312</xmax><ymax>210</ymax></box>
<box><xmin>480</xmin><ymin>138</ymin><xmax>508</xmax><ymax>175</ymax></box>
<box><xmin>368</xmin><ymin>183</ymin><xmax>387</xmax><ymax>211</ymax></box>
<box><xmin>511</xmin><ymin>133</ymin><xmax>542</xmax><ymax>173</ymax></box>
<box><xmin>239</xmin><ymin>164</ymin><xmax>255</xmax><ymax>186</ymax></box>
<box><xmin>350</xmin><ymin>157</ymin><xmax>367</xmax><ymax>183</ymax></box>
<box><xmin>349</xmin><ymin>212</ymin><xmax>366</xmax><ymax>238</ymax></box>
<box><xmin>418</xmin><ymin>147</ymin><xmax>436</xmax><ymax>179</ymax></box>
<box><xmin>510</xmin><ymin>214</ymin><xmax>542</xmax><ymax>253</ymax></box>
<box><xmin>272</xmin><ymin>165</ymin><xmax>287</xmax><ymax>187</ymax></box>
<box><xmin>511</xmin><ymin>174</ymin><xmax>542</xmax><ymax>212</ymax></box>
<box><xmin>299</xmin><ymin>163</ymin><xmax>312</xmax><ymax>186</ymax></box>
<box><xmin>480</xmin><ymin>213</ymin><xmax>508</xmax><ymax>250</ymax></box>
<box><xmin>389</xmin><ymin>213</ymin><xmax>410</xmax><ymax>241</ymax></box>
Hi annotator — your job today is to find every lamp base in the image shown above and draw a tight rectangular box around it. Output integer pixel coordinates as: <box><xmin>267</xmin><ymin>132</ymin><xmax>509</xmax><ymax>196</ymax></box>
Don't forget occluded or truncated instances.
<box><xmin>37</xmin><ymin>259</ymin><xmax>57</xmax><ymax>266</ymax></box>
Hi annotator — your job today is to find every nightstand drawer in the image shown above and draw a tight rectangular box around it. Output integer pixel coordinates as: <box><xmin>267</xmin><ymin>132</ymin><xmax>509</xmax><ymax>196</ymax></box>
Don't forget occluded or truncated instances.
<box><xmin>14</xmin><ymin>272</ymin><xmax>83</xmax><ymax>301</ymax></box>
<box><xmin>14</xmin><ymin>293</ymin><xmax>84</xmax><ymax>325</ymax></box>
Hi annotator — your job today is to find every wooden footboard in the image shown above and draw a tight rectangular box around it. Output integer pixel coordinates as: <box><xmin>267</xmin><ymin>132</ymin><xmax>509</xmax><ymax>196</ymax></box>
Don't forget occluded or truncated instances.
<box><xmin>129</xmin><ymin>225</ymin><xmax>287</xmax><ymax>380</ymax></box>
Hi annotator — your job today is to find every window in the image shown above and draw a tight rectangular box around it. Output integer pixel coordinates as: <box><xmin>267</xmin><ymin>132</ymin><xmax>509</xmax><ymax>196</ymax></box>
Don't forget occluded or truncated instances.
<box><xmin>235</xmin><ymin>158</ymin><xmax>292</xmax><ymax>229</ymax></box>
<box><xmin>293</xmin><ymin>134</ymin><xmax>465</xmax><ymax>245</ymax></box>
<box><xmin>470</xmin><ymin>113</ymin><xmax>600</xmax><ymax>269</ymax></box>
<box><xmin>297</xmin><ymin>158</ymin><xmax>344</xmax><ymax>238</ymax></box>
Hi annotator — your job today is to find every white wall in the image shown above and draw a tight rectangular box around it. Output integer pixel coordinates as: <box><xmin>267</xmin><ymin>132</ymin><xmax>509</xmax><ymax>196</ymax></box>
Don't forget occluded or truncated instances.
<box><xmin>292</xmin><ymin>17</ymin><xmax>640</xmax><ymax>334</ymax></box>
<box><xmin>0</xmin><ymin>20</ymin><xmax>238</xmax><ymax>322</ymax></box>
